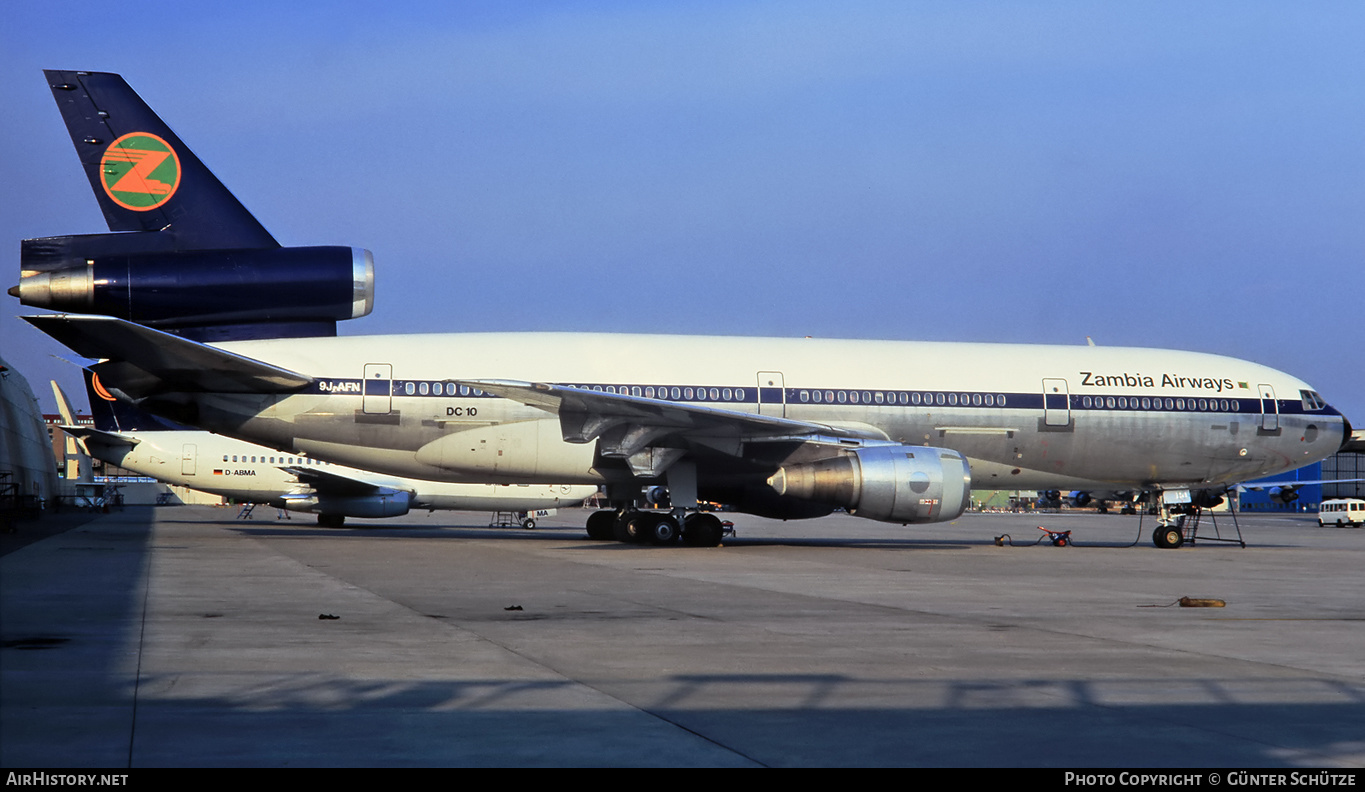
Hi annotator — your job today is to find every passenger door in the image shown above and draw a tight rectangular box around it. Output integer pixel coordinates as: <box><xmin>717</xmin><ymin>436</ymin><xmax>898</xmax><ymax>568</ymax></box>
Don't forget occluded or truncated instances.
<box><xmin>1258</xmin><ymin>384</ymin><xmax>1279</xmax><ymax>431</ymax></box>
<box><xmin>757</xmin><ymin>371</ymin><xmax>785</xmax><ymax>417</ymax></box>
<box><xmin>1043</xmin><ymin>378</ymin><xmax>1070</xmax><ymax>427</ymax></box>
<box><xmin>364</xmin><ymin>363</ymin><xmax>393</xmax><ymax>414</ymax></box>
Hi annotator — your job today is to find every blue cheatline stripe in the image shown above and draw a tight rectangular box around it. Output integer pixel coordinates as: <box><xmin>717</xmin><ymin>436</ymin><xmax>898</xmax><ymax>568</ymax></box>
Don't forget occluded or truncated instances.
<box><xmin>311</xmin><ymin>378</ymin><xmax>1329</xmax><ymax>418</ymax></box>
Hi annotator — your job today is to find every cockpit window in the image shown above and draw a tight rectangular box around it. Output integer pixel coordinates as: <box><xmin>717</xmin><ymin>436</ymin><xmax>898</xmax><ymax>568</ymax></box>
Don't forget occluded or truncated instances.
<box><xmin>1300</xmin><ymin>390</ymin><xmax>1327</xmax><ymax>411</ymax></box>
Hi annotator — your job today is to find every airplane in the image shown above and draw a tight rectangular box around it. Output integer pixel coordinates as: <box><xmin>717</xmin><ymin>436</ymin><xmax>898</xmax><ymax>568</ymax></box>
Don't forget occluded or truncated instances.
<box><xmin>52</xmin><ymin>372</ymin><xmax>597</xmax><ymax>527</ymax></box>
<box><xmin>1234</xmin><ymin>478</ymin><xmax>1365</xmax><ymax>507</ymax></box>
<box><xmin>16</xmin><ymin>70</ymin><xmax>1355</xmax><ymax>548</ymax></box>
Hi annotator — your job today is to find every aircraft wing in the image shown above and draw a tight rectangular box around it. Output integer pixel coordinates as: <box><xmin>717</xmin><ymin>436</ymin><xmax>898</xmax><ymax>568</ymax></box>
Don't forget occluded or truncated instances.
<box><xmin>461</xmin><ymin>379</ymin><xmax>886</xmax><ymax>442</ymax></box>
<box><xmin>458</xmin><ymin>379</ymin><xmax>889</xmax><ymax>476</ymax></box>
<box><xmin>23</xmin><ymin>314</ymin><xmax>313</xmax><ymax>395</ymax></box>
<box><xmin>1235</xmin><ymin>479</ymin><xmax>1365</xmax><ymax>491</ymax></box>
<box><xmin>281</xmin><ymin>466</ymin><xmax>407</xmax><ymax>497</ymax></box>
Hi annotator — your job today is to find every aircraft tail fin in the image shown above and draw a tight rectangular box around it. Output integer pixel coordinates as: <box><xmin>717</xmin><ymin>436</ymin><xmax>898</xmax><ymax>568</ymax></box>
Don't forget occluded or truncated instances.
<box><xmin>44</xmin><ymin>70</ymin><xmax>277</xmax><ymax>249</ymax></box>
<box><xmin>79</xmin><ymin>368</ymin><xmax>188</xmax><ymax>433</ymax></box>
<box><xmin>51</xmin><ymin>379</ymin><xmax>79</xmax><ymax>426</ymax></box>
<box><xmin>20</xmin><ymin>71</ymin><xmax>372</xmax><ymax>342</ymax></box>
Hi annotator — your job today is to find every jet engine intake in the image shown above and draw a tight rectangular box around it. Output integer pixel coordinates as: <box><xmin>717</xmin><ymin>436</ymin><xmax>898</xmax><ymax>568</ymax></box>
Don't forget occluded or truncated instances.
<box><xmin>767</xmin><ymin>445</ymin><xmax>970</xmax><ymax>524</ymax></box>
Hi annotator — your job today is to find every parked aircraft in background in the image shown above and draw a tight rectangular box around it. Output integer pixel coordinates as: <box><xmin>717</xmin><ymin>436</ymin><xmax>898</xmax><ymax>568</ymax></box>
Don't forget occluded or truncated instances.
<box><xmin>18</xmin><ymin>71</ymin><xmax>1355</xmax><ymax>547</ymax></box>
<box><xmin>53</xmin><ymin>375</ymin><xmax>595</xmax><ymax>527</ymax></box>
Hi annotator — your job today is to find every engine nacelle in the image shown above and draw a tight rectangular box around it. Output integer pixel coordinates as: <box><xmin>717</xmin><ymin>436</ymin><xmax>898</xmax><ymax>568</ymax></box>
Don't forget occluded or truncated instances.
<box><xmin>1268</xmin><ymin>486</ymin><xmax>1299</xmax><ymax>505</ymax></box>
<box><xmin>767</xmin><ymin>445</ymin><xmax>971</xmax><ymax>524</ymax></box>
<box><xmin>1192</xmin><ymin>490</ymin><xmax>1226</xmax><ymax>509</ymax></box>
<box><xmin>1070</xmin><ymin>491</ymin><xmax>1093</xmax><ymax>508</ymax></box>
<box><xmin>15</xmin><ymin>238</ymin><xmax>373</xmax><ymax>330</ymax></box>
<box><xmin>280</xmin><ymin>488</ymin><xmax>411</xmax><ymax>519</ymax></box>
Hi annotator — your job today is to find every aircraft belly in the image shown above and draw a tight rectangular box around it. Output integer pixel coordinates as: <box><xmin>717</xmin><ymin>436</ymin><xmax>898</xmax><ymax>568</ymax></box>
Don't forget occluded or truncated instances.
<box><xmin>414</xmin><ymin>486</ymin><xmax>590</xmax><ymax>512</ymax></box>
<box><xmin>933</xmin><ymin>411</ymin><xmax>1271</xmax><ymax>488</ymax></box>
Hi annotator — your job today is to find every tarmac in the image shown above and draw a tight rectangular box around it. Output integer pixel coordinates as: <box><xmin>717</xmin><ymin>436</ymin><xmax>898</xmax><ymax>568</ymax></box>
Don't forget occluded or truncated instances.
<box><xmin>2</xmin><ymin>504</ymin><xmax>1362</xmax><ymax>768</ymax></box>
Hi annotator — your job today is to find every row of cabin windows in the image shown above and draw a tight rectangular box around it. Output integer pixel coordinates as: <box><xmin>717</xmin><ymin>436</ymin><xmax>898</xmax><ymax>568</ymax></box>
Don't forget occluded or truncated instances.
<box><xmin>1080</xmin><ymin>396</ymin><xmax>1242</xmax><ymax>412</ymax></box>
<box><xmin>798</xmin><ymin>390</ymin><xmax>1007</xmax><ymax>407</ymax></box>
<box><xmin>401</xmin><ymin>381</ymin><xmax>751</xmax><ymax>402</ymax></box>
<box><xmin>403</xmin><ymin>382</ymin><xmax>484</xmax><ymax>396</ymax></box>
<box><xmin>566</xmin><ymin>384</ymin><xmax>746</xmax><ymax>401</ymax></box>
<box><xmin>223</xmin><ymin>455</ymin><xmax>329</xmax><ymax>465</ymax></box>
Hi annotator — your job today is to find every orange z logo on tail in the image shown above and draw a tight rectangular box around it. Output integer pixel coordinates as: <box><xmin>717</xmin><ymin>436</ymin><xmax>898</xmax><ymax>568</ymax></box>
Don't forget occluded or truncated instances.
<box><xmin>100</xmin><ymin>132</ymin><xmax>181</xmax><ymax>211</ymax></box>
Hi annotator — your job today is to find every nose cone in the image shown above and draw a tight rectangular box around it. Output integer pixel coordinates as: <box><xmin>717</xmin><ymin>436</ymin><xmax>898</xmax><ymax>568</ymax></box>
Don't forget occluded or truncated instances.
<box><xmin>1341</xmin><ymin>415</ymin><xmax>1362</xmax><ymax>453</ymax></box>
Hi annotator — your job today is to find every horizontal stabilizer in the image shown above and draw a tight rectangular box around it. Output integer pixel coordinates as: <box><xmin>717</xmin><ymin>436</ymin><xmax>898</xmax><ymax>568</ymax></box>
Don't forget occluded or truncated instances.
<box><xmin>56</xmin><ymin>425</ymin><xmax>139</xmax><ymax>448</ymax></box>
<box><xmin>24</xmin><ymin>314</ymin><xmax>312</xmax><ymax>395</ymax></box>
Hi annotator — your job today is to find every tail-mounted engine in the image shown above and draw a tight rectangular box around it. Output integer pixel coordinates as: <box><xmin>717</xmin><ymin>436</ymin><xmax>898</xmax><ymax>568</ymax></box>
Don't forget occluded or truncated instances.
<box><xmin>767</xmin><ymin>445</ymin><xmax>971</xmax><ymax>524</ymax></box>
<box><xmin>14</xmin><ymin>234</ymin><xmax>373</xmax><ymax>339</ymax></box>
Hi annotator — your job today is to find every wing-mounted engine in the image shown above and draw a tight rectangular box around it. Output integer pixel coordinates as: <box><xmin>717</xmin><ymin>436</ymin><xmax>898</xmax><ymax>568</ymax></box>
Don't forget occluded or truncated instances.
<box><xmin>767</xmin><ymin>445</ymin><xmax>972</xmax><ymax>524</ymax></box>
<box><xmin>275</xmin><ymin>463</ymin><xmax>421</xmax><ymax>524</ymax></box>
<box><xmin>280</xmin><ymin>486</ymin><xmax>413</xmax><ymax>518</ymax></box>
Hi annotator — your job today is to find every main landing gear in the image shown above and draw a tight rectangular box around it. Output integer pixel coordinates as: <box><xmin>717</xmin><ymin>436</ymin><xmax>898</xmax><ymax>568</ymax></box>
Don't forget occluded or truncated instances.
<box><xmin>585</xmin><ymin>509</ymin><xmax>727</xmax><ymax>547</ymax></box>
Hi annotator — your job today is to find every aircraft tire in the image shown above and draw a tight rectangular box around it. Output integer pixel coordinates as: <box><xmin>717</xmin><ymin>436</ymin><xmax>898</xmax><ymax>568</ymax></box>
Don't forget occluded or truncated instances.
<box><xmin>645</xmin><ymin>514</ymin><xmax>680</xmax><ymax>545</ymax></box>
<box><xmin>586</xmin><ymin>510</ymin><xmax>616</xmax><ymax>540</ymax></box>
<box><xmin>522</xmin><ymin>519</ymin><xmax>536</xmax><ymax>530</ymax></box>
<box><xmin>1153</xmin><ymin>526</ymin><xmax>1183</xmax><ymax>549</ymax></box>
<box><xmin>318</xmin><ymin>513</ymin><xmax>345</xmax><ymax>528</ymax></box>
<box><xmin>614</xmin><ymin>512</ymin><xmax>648</xmax><ymax>543</ymax></box>
<box><xmin>683</xmin><ymin>513</ymin><xmax>723</xmax><ymax>547</ymax></box>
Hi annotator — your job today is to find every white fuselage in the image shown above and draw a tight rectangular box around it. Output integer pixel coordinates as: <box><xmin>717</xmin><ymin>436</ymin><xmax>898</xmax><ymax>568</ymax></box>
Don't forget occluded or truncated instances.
<box><xmin>82</xmin><ymin>429</ymin><xmax>596</xmax><ymax>514</ymax></box>
<box><xmin>156</xmin><ymin>332</ymin><xmax>1349</xmax><ymax>496</ymax></box>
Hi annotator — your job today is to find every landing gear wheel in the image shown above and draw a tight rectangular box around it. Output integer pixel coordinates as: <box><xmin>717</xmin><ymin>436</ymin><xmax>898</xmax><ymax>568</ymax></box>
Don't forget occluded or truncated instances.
<box><xmin>645</xmin><ymin>514</ymin><xmax>681</xmax><ymax>545</ymax></box>
<box><xmin>318</xmin><ymin>513</ymin><xmax>345</xmax><ymax>528</ymax></box>
<box><xmin>682</xmin><ymin>513</ymin><xmax>724</xmax><ymax>547</ymax></box>
<box><xmin>521</xmin><ymin>519</ymin><xmax>536</xmax><ymax>530</ymax></box>
<box><xmin>614</xmin><ymin>512</ymin><xmax>648</xmax><ymax>543</ymax></box>
<box><xmin>1153</xmin><ymin>525</ymin><xmax>1184</xmax><ymax>549</ymax></box>
<box><xmin>586</xmin><ymin>510</ymin><xmax>616</xmax><ymax>540</ymax></box>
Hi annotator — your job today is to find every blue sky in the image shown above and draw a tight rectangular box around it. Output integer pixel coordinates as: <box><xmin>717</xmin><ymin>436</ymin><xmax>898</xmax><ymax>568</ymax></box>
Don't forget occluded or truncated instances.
<box><xmin>3</xmin><ymin>1</ymin><xmax>1362</xmax><ymax>424</ymax></box>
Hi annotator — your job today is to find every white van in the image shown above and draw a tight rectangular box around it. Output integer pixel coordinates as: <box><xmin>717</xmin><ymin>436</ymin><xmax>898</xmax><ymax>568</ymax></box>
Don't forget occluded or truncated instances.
<box><xmin>1318</xmin><ymin>498</ymin><xmax>1365</xmax><ymax>527</ymax></box>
